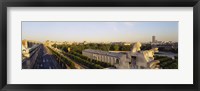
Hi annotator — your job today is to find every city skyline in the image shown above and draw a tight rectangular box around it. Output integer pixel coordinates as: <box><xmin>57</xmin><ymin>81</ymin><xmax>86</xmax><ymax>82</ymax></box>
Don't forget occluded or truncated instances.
<box><xmin>22</xmin><ymin>21</ymin><xmax>178</xmax><ymax>42</ymax></box>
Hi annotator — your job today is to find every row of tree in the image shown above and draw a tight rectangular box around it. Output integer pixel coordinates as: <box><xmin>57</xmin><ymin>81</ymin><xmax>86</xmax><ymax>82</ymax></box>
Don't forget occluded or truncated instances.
<box><xmin>70</xmin><ymin>51</ymin><xmax>116</xmax><ymax>68</ymax></box>
<box><xmin>52</xmin><ymin>43</ymin><xmax>132</xmax><ymax>54</ymax></box>
<box><xmin>53</xmin><ymin>43</ymin><xmax>117</xmax><ymax>68</ymax></box>
<box><xmin>53</xmin><ymin>42</ymin><xmax>178</xmax><ymax>54</ymax></box>
<box><xmin>154</xmin><ymin>55</ymin><xmax>178</xmax><ymax>69</ymax></box>
<box><xmin>50</xmin><ymin>45</ymin><xmax>116</xmax><ymax>69</ymax></box>
<box><xmin>62</xmin><ymin>51</ymin><xmax>104</xmax><ymax>69</ymax></box>
<box><xmin>47</xmin><ymin>46</ymin><xmax>76</xmax><ymax>69</ymax></box>
<box><xmin>158</xmin><ymin>47</ymin><xmax>178</xmax><ymax>53</ymax></box>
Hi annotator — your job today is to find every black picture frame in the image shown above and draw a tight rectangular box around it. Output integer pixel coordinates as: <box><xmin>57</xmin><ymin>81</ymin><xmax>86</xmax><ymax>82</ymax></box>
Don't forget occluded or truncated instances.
<box><xmin>0</xmin><ymin>0</ymin><xmax>199</xmax><ymax>91</ymax></box>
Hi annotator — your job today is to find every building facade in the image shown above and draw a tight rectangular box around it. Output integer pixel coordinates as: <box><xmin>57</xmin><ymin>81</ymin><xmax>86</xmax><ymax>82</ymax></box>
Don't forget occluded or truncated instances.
<box><xmin>82</xmin><ymin>42</ymin><xmax>160</xmax><ymax>69</ymax></box>
<box><xmin>82</xmin><ymin>49</ymin><xmax>129</xmax><ymax>69</ymax></box>
<box><xmin>152</xmin><ymin>36</ymin><xmax>156</xmax><ymax>43</ymax></box>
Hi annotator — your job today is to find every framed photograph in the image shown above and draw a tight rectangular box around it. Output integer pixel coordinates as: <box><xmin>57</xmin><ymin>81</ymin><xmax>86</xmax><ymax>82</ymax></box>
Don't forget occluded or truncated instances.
<box><xmin>0</xmin><ymin>0</ymin><xmax>199</xmax><ymax>91</ymax></box>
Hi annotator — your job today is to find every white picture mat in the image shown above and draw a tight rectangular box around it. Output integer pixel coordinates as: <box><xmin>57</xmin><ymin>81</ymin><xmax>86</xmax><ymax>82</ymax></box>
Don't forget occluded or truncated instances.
<box><xmin>7</xmin><ymin>7</ymin><xmax>193</xmax><ymax>84</ymax></box>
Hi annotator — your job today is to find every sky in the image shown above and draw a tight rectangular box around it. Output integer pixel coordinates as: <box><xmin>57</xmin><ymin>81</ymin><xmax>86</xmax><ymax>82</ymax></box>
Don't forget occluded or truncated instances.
<box><xmin>22</xmin><ymin>21</ymin><xmax>178</xmax><ymax>43</ymax></box>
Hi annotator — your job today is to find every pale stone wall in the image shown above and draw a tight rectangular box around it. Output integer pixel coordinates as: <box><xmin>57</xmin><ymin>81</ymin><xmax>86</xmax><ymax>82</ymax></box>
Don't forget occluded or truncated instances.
<box><xmin>82</xmin><ymin>50</ymin><xmax>130</xmax><ymax>69</ymax></box>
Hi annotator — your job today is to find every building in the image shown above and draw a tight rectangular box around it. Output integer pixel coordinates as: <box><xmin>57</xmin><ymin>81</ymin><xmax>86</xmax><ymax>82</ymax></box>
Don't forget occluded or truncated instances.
<box><xmin>82</xmin><ymin>42</ymin><xmax>160</xmax><ymax>69</ymax></box>
<box><xmin>123</xmin><ymin>42</ymin><xmax>131</xmax><ymax>45</ymax></box>
<box><xmin>82</xmin><ymin>49</ymin><xmax>129</xmax><ymax>69</ymax></box>
<box><xmin>22</xmin><ymin>40</ymin><xmax>41</xmax><ymax>60</ymax></box>
<box><xmin>152</xmin><ymin>36</ymin><xmax>156</xmax><ymax>43</ymax></box>
<box><xmin>45</xmin><ymin>40</ymin><xmax>55</xmax><ymax>46</ymax></box>
<box><xmin>83</xmin><ymin>41</ymin><xmax>87</xmax><ymax>44</ymax></box>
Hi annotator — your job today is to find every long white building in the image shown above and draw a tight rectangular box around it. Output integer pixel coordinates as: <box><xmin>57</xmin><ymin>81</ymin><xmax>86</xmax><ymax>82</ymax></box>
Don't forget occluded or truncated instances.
<box><xmin>82</xmin><ymin>42</ymin><xmax>160</xmax><ymax>69</ymax></box>
<box><xmin>82</xmin><ymin>49</ymin><xmax>129</xmax><ymax>69</ymax></box>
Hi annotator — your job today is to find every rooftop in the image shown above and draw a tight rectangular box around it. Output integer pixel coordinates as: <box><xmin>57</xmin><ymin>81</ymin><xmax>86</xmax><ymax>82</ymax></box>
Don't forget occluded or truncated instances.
<box><xmin>83</xmin><ymin>49</ymin><xmax>125</xmax><ymax>58</ymax></box>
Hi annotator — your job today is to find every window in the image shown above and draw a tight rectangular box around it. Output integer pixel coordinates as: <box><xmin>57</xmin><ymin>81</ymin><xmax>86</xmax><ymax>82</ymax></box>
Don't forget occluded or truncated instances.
<box><xmin>116</xmin><ymin>59</ymin><xmax>119</xmax><ymax>64</ymax></box>
<box><xmin>140</xmin><ymin>66</ymin><xmax>145</xmax><ymax>69</ymax></box>
<box><xmin>131</xmin><ymin>56</ymin><xmax>136</xmax><ymax>60</ymax></box>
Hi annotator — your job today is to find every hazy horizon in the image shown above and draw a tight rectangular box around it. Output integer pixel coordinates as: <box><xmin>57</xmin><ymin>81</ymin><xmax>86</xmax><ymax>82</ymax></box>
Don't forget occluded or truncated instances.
<box><xmin>22</xmin><ymin>21</ymin><xmax>178</xmax><ymax>43</ymax></box>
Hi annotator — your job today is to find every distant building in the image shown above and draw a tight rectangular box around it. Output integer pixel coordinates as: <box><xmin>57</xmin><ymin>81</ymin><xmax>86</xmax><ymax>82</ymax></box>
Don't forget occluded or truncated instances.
<box><xmin>55</xmin><ymin>42</ymin><xmax>64</xmax><ymax>45</ymax></box>
<box><xmin>172</xmin><ymin>42</ymin><xmax>178</xmax><ymax>49</ymax></box>
<box><xmin>111</xmin><ymin>42</ymin><xmax>124</xmax><ymax>45</ymax></box>
<box><xmin>82</xmin><ymin>42</ymin><xmax>160</xmax><ymax>69</ymax></box>
<box><xmin>83</xmin><ymin>41</ymin><xmax>87</xmax><ymax>44</ymax></box>
<box><xmin>45</xmin><ymin>40</ymin><xmax>55</xmax><ymax>46</ymax></box>
<box><xmin>152</xmin><ymin>36</ymin><xmax>156</xmax><ymax>43</ymax></box>
<box><xmin>123</xmin><ymin>42</ymin><xmax>131</xmax><ymax>46</ymax></box>
<box><xmin>72</xmin><ymin>42</ymin><xmax>78</xmax><ymax>45</ymax></box>
<box><xmin>64</xmin><ymin>41</ymin><xmax>73</xmax><ymax>45</ymax></box>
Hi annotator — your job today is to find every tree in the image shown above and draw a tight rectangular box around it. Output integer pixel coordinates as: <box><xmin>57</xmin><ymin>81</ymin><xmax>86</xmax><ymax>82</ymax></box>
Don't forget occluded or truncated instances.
<box><xmin>119</xmin><ymin>45</ymin><xmax>131</xmax><ymax>51</ymax></box>
<box><xmin>110</xmin><ymin>44</ymin><xmax>119</xmax><ymax>51</ymax></box>
<box><xmin>113</xmin><ymin>45</ymin><xmax>119</xmax><ymax>51</ymax></box>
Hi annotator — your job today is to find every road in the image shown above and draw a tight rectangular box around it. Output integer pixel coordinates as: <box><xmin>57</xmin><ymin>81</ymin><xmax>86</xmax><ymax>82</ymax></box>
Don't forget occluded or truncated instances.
<box><xmin>22</xmin><ymin>44</ymin><xmax>88</xmax><ymax>69</ymax></box>
<box><xmin>32</xmin><ymin>44</ymin><xmax>62</xmax><ymax>69</ymax></box>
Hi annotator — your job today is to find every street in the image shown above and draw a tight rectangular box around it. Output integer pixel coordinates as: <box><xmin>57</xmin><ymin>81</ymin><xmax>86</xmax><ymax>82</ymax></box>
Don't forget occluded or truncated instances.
<box><xmin>32</xmin><ymin>44</ymin><xmax>62</xmax><ymax>69</ymax></box>
<box><xmin>22</xmin><ymin>44</ymin><xmax>62</xmax><ymax>69</ymax></box>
